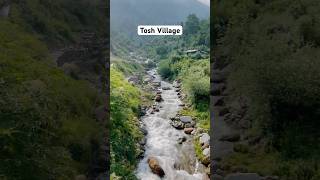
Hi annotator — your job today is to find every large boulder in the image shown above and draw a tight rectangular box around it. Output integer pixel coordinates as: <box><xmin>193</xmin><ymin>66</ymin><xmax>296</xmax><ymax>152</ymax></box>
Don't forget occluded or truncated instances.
<box><xmin>148</xmin><ymin>157</ymin><xmax>165</xmax><ymax>177</ymax></box>
<box><xmin>179</xmin><ymin>116</ymin><xmax>192</xmax><ymax>123</ymax></box>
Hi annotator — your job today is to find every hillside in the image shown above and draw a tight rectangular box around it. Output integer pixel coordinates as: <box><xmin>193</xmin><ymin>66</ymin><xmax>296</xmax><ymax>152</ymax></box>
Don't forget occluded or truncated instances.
<box><xmin>212</xmin><ymin>0</ymin><xmax>320</xmax><ymax>179</ymax></box>
<box><xmin>0</xmin><ymin>1</ymin><xmax>107</xmax><ymax>179</ymax></box>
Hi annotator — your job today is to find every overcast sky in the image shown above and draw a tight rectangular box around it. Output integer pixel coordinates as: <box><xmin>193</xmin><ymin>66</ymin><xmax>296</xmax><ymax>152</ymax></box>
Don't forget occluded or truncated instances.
<box><xmin>196</xmin><ymin>0</ymin><xmax>210</xmax><ymax>6</ymax></box>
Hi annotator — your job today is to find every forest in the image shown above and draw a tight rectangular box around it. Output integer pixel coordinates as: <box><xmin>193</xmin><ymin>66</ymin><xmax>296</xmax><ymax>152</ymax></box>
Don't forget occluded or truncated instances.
<box><xmin>212</xmin><ymin>0</ymin><xmax>320</xmax><ymax>179</ymax></box>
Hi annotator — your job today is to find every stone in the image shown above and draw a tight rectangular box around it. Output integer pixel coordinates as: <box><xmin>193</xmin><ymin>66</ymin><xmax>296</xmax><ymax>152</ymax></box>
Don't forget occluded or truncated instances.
<box><xmin>225</xmin><ymin>173</ymin><xmax>261</xmax><ymax>180</ymax></box>
<box><xmin>171</xmin><ymin>121</ymin><xmax>184</xmax><ymax>129</ymax></box>
<box><xmin>162</xmin><ymin>86</ymin><xmax>171</xmax><ymax>90</ymax></box>
<box><xmin>201</xmin><ymin>155</ymin><xmax>210</xmax><ymax>166</ymax></box>
<box><xmin>201</xmin><ymin>143</ymin><xmax>209</xmax><ymax>150</ymax></box>
<box><xmin>178</xmin><ymin>136</ymin><xmax>187</xmax><ymax>144</ymax></box>
<box><xmin>199</xmin><ymin>133</ymin><xmax>210</xmax><ymax>145</ymax></box>
<box><xmin>179</xmin><ymin>116</ymin><xmax>192</xmax><ymax>123</ymax></box>
<box><xmin>203</xmin><ymin>148</ymin><xmax>210</xmax><ymax>157</ymax></box>
<box><xmin>220</xmin><ymin>133</ymin><xmax>240</xmax><ymax>142</ymax></box>
<box><xmin>155</xmin><ymin>95</ymin><xmax>162</xmax><ymax>102</ymax></box>
<box><xmin>139</xmin><ymin>137</ymin><xmax>146</xmax><ymax>146</ymax></box>
<box><xmin>148</xmin><ymin>157</ymin><xmax>165</xmax><ymax>177</ymax></box>
<box><xmin>184</xmin><ymin>128</ymin><xmax>194</xmax><ymax>134</ymax></box>
<box><xmin>178</xmin><ymin>103</ymin><xmax>185</xmax><ymax>107</ymax></box>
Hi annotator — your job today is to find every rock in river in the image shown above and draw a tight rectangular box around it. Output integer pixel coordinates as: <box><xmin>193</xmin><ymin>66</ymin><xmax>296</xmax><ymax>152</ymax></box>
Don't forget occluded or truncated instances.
<box><xmin>155</xmin><ymin>94</ymin><xmax>163</xmax><ymax>102</ymax></box>
<box><xmin>148</xmin><ymin>157</ymin><xmax>165</xmax><ymax>177</ymax></box>
<box><xmin>184</xmin><ymin>127</ymin><xmax>194</xmax><ymax>134</ymax></box>
<box><xmin>179</xmin><ymin>116</ymin><xmax>192</xmax><ymax>123</ymax></box>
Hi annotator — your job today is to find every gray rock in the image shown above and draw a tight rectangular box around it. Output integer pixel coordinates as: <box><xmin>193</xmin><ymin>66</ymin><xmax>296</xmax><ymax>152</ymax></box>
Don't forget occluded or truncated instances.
<box><xmin>200</xmin><ymin>133</ymin><xmax>210</xmax><ymax>145</ymax></box>
<box><xmin>178</xmin><ymin>136</ymin><xmax>187</xmax><ymax>144</ymax></box>
<box><xmin>203</xmin><ymin>147</ymin><xmax>210</xmax><ymax>157</ymax></box>
<box><xmin>180</xmin><ymin>116</ymin><xmax>192</xmax><ymax>123</ymax></box>
<box><xmin>225</xmin><ymin>173</ymin><xmax>261</xmax><ymax>180</ymax></box>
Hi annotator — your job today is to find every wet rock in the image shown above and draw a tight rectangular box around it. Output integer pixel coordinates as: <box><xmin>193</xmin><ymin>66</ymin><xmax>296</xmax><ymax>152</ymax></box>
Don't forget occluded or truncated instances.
<box><xmin>148</xmin><ymin>157</ymin><xmax>165</xmax><ymax>177</ymax></box>
<box><xmin>171</xmin><ymin>121</ymin><xmax>184</xmax><ymax>129</ymax></box>
<box><xmin>202</xmin><ymin>156</ymin><xmax>210</xmax><ymax>166</ymax></box>
<box><xmin>199</xmin><ymin>133</ymin><xmax>210</xmax><ymax>145</ymax></box>
<box><xmin>225</xmin><ymin>173</ymin><xmax>261</xmax><ymax>180</ymax></box>
<box><xmin>184</xmin><ymin>127</ymin><xmax>194</xmax><ymax>134</ymax></box>
<box><xmin>139</xmin><ymin>137</ymin><xmax>146</xmax><ymax>146</ymax></box>
<box><xmin>184</xmin><ymin>121</ymin><xmax>195</xmax><ymax>128</ymax></box>
<box><xmin>155</xmin><ymin>95</ymin><xmax>163</xmax><ymax>102</ymax></box>
<box><xmin>178</xmin><ymin>103</ymin><xmax>185</xmax><ymax>107</ymax></box>
<box><xmin>220</xmin><ymin>133</ymin><xmax>240</xmax><ymax>142</ymax></box>
<box><xmin>162</xmin><ymin>86</ymin><xmax>171</xmax><ymax>90</ymax></box>
<box><xmin>139</xmin><ymin>126</ymin><xmax>147</xmax><ymax>135</ymax></box>
<box><xmin>178</xmin><ymin>136</ymin><xmax>187</xmax><ymax>144</ymax></box>
<box><xmin>201</xmin><ymin>143</ymin><xmax>209</xmax><ymax>150</ymax></box>
<box><xmin>175</xmin><ymin>88</ymin><xmax>181</xmax><ymax>92</ymax></box>
<box><xmin>156</xmin><ymin>91</ymin><xmax>162</xmax><ymax>95</ymax></box>
<box><xmin>180</xmin><ymin>116</ymin><xmax>192</xmax><ymax>123</ymax></box>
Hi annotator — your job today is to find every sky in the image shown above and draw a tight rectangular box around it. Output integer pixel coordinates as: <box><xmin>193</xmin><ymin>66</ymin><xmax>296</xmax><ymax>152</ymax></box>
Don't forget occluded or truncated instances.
<box><xmin>196</xmin><ymin>0</ymin><xmax>210</xmax><ymax>6</ymax></box>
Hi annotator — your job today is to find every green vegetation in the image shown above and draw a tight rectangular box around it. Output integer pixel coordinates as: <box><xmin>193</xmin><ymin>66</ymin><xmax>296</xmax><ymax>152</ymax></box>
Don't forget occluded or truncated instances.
<box><xmin>110</xmin><ymin>67</ymin><xmax>142</xmax><ymax>179</ymax></box>
<box><xmin>155</xmin><ymin>15</ymin><xmax>210</xmax><ymax>131</ymax></box>
<box><xmin>0</xmin><ymin>0</ymin><xmax>106</xmax><ymax>179</ymax></box>
<box><xmin>158</xmin><ymin>57</ymin><xmax>210</xmax><ymax>130</ymax></box>
<box><xmin>0</xmin><ymin>20</ymin><xmax>105</xmax><ymax>179</ymax></box>
<box><xmin>9</xmin><ymin>0</ymin><xmax>105</xmax><ymax>47</ymax></box>
<box><xmin>213</xmin><ymin>0</ymin><xmax>320</xmax><ymax>178</ymax></box>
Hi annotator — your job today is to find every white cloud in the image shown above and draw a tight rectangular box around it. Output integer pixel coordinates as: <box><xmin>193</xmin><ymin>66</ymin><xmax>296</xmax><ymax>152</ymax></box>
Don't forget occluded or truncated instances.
<box><xmin>196</xmin><ymin>0</ymin><xmax>210</xmax><ymax>6</ymax></box>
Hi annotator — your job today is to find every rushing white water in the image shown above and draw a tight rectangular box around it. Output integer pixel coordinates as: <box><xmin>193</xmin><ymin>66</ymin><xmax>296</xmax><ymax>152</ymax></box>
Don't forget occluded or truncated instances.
<box><xmin>136</xmin><ymin>70</ymin><xmax>205</xmax><ymax>180</ymax></box>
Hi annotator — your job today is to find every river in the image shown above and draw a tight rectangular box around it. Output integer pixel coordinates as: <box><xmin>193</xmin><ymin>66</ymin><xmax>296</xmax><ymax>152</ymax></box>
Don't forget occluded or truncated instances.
<box><xmin>136</xmin><ymin>69</ymin><xmax>206</xmax><ymax>180</ymax></box>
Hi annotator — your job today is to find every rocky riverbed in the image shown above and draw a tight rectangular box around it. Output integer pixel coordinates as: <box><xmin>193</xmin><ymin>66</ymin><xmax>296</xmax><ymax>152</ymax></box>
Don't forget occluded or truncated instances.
<box><xmin>135</xmin><ymin>69</ymin><xmax>210</xmax><ymax>180</ymax></box>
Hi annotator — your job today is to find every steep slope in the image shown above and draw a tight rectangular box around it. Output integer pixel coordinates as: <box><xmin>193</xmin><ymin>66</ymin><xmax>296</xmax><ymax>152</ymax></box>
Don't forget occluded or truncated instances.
<box><xmin>0</xmin><ymin>1</ymin><xmax>107</xmax><ymax>179</ymax></box>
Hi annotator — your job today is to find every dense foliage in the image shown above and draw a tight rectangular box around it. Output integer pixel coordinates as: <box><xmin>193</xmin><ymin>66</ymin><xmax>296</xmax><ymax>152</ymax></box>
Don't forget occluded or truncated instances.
<box><xmin>213</xmin><ymin>0</ymin><xmax>320</xmax><ymax>178</ymax></box>
<box><xmin>0</xmin><ymin>0</ymin><xmax>106</xmax><ymax>179</ymax></box>
<box><xmin>110</xmin><ymin>67</ymin><xmax>142</xmax><ymax>179</ymax></box>
<box><xmin>9</xmin><ymin>0</ymin><xmax>105</xmax><ymax>47</ymax></box>
<box><xmin>156</xmin><ymin>14</ymin><xmax>210</xmax><ymax>130</ymax></box>
<box><xmin>0</xmin><ymin>20</ymin><xmax>105</xmax><ymax>179</ymax></box>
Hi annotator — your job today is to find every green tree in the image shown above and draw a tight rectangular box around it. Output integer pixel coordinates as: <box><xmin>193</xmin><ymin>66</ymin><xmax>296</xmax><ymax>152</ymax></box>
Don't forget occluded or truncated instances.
<box><xmin>185</xmin><ymin>14</ymin><xmax>200</xmax><ymax>35</ymax></box>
